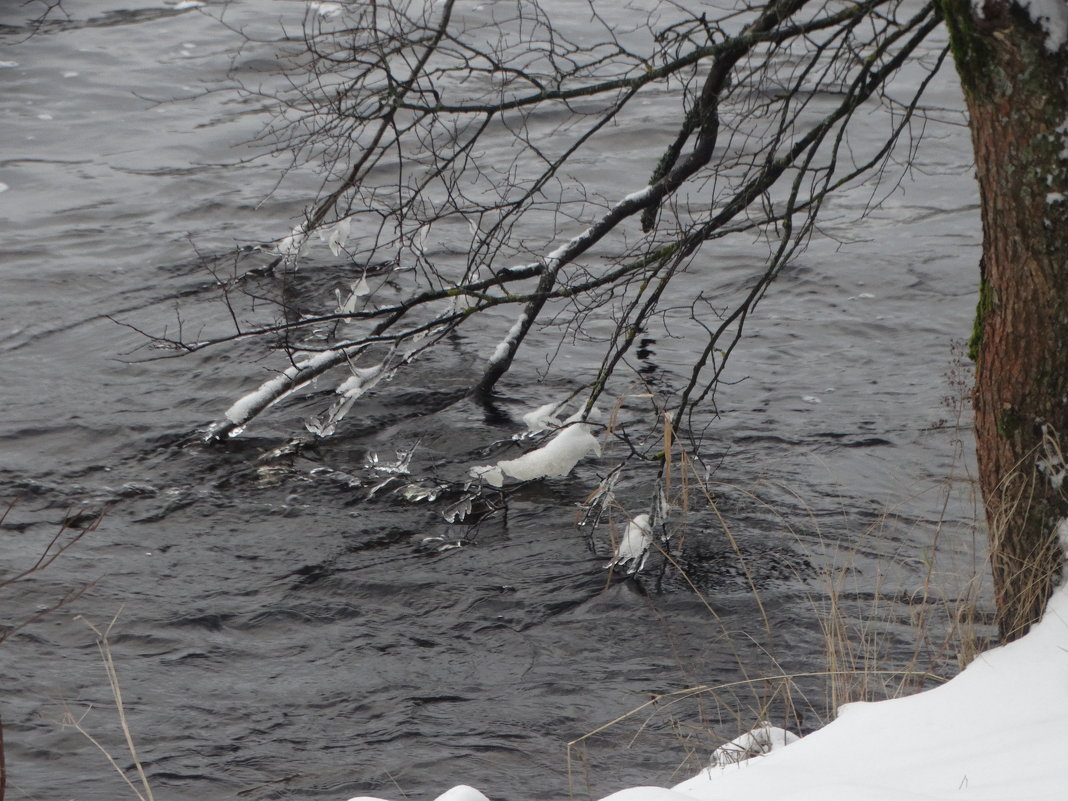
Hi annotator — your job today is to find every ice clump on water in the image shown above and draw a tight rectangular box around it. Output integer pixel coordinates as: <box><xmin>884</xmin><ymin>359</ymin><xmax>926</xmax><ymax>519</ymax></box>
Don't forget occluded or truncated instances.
<box><xmin>470</xmin><ymin>422</ymin><xmax>600</xmax><ymax>487</ymax></box>
<box><xmin>708</xmin><ymin>721</ymin><xmax>800</xmax><ymax>766</ymax></box>
<box><xmin>608</xmin><ymin>514</ymin><xmax>653</xmax><ymax>574</ymax></box>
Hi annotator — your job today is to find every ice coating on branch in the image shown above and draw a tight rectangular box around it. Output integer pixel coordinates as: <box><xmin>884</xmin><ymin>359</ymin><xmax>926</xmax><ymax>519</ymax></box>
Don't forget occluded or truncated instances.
<box><xmin>708</xmin><ymin>722</ymin><xmax>801</xmax><ymax>767</ymax></box>
<box><xmin>468</xmin><ymin>464</ymin><xmax>506</xmax><ymax>487</ymax></box>
<box><xmin>522</xmin><ymin>400</ymin><xmax>568</xmax><ymax>432</ymax></box>
<box><xmin>336</xmin><ymin>275</ymin><xmax>371</xmax><ymax>313</ymax></box>
<box><xmin>306</xmin><ymin>358</ymin><xmax>396</xmax><ymax>437</ymax></box>
<box><xmin>469</xmin><ymin>423</ymin><xmax>600</xmax><ymax>487</ymax></box>
<box><xmin>487</xmin><ymin>313</ymin><xmax>528</xmax><ymax>367</ymax></box>
<box><xmin>1017</xmin><ymin>0</ymin><xmax>1068</xmax><ymax>51</ymax></box>
<box><xmin>608</xmin><ymin>514</ymin><xmax>653</xmax><ymax>574</ymax></box>
<box><xmin>446</xmin><ymin>264</ymin><xmax>483</xmax><ymax>314</ymax></box>
<box><xmin>320</xmin><ymin>217</ymin><xmax>351</xmax><ymax>256</ymax></box>
<box><xmin>336</xmin><ymin>365</ymin><xmax>385</xmax><ymax>398</ymax></box>
<box><xmin>275</xmin><ymin>223</ymin><xmax>308</xmax><ymax>258</ymax></box>
<box><xmin>224</xmin><ymin>350</ymin><xmax>340</xmax><ymax>426</ymax></box>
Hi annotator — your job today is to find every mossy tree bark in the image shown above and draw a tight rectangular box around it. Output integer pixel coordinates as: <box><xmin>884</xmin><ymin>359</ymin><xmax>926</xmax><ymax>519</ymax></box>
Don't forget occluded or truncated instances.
<box><xmin>943</xmin><ymin>0</ymin><xmax>1068</xmax><ymax>640</ymax></box>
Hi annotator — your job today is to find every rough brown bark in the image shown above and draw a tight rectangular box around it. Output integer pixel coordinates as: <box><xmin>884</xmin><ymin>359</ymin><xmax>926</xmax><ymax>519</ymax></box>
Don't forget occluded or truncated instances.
<box><xmin>943</xmin><ymin>0</ymin><xmax>1068</xmax><ymax>640</ymax></box>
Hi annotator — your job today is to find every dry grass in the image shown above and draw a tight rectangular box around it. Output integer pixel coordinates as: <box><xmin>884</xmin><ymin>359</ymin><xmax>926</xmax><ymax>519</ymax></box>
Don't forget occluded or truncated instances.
<box><xmin>62</xmin><ymin>610</ymin><xmax>156</xmax><ymax>801</ymax></box>
<box><xmin>986</xmin><ymin>450</ymin><xmax>1065</xmax><ymax>643</ymax></box>
<box><xmin>567</xmin><ymin>395</ymin><xmax>991</xmax><ymax>799</ymax></box>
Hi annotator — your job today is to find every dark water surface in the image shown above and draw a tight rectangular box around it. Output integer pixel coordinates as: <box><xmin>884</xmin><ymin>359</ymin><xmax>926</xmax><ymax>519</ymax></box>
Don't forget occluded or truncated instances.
<box><xmin>2</xmin><ymin>2</ymin><xmax>986</xmax><ymax>800</ymax></box>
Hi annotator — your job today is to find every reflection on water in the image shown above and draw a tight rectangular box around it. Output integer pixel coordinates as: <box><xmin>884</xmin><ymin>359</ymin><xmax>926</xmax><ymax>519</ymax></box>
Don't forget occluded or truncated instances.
<box><xmin>0</xmin><ymin>1</ymin><xmax>986</xmax><ymax>800</ymax></box>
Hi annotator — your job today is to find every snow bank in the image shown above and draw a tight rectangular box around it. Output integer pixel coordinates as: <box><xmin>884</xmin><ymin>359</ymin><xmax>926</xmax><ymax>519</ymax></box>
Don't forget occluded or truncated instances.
<box><xmin>614</xmin><ymin>582</ymin><xmax>1068</xmax><ymax>801</ymax></box>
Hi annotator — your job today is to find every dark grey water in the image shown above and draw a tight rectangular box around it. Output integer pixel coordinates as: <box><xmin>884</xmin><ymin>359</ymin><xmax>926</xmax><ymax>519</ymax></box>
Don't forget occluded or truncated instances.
<box><xmin>1</xmin><ymin>2</ymin><xmax>986</xmax><ymax>800</ymax></box>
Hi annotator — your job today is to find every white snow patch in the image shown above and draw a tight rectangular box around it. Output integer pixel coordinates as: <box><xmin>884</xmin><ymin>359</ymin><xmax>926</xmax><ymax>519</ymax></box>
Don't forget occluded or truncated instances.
<box><xmin>608</xmin><ymin>514</ymin><xmax>653</xmax><ymax>574</ymax></box>
<box><xmin>1047</xmin><ymin>191</ymin><xmax>1065</xmax><ymax>205</ymax></box>
<box><xmin>1056</xmin><ymin>517</ymin><xmax>1068</xmax><ymax>551</ymax></box>
<box><xmin>708</xmin><ymin>722</ymin><xmax>801</xmax><ymax>766</ymax></box>
<box><xmin>1018</xmin><ymin>0</ymin><xmax>1068</xmax><ymax>51</ymax></box>
<box><xmin>430</xmin><ymin>786</ymin><xmax>491</xmax><ymax>801</ymax></box>
<box><xmin>0</xmin><ymin>183</ymin><xmax>8</xmax><ymax>194</ymax></box>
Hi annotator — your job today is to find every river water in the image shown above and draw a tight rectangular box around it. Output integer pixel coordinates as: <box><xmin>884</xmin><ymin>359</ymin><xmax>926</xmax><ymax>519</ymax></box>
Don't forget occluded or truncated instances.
<box><xmin>1</xmin><ymin>2</ymin><xmax>986</xmax><ymax>800</ymax></box>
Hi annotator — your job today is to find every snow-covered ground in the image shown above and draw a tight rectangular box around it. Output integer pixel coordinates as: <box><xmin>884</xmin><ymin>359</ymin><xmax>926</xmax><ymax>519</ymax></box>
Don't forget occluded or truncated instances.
<box><xmin>351</xmin><ymin>582</ymin><xmax>1068</xmax><ymax>801</ymax></box>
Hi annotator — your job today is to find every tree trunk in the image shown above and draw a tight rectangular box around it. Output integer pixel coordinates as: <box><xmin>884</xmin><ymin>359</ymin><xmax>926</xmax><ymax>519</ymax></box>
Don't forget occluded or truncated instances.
<box><xmin>943</xmin><ymin>0</ymin><xmax>1068</xmax><ymax>640</ymax></box>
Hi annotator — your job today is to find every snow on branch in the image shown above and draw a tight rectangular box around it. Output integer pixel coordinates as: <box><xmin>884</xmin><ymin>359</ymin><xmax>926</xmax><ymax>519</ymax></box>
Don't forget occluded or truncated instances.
<box><xmin>209</xmin><ymin>347</ymin><xmax>366</xmax><ymax>441</ymax></box>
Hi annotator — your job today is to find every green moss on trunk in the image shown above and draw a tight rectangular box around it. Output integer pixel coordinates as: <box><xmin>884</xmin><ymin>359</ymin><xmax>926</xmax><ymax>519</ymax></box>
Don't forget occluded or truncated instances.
<box><xmin>968</xmin><ymin>276</ymin><xmax>994</xmax><ymax>362</ymax></box>
<box><xmin>938</xmin><ymin>0</ymin><xmax>997</xmax><ymax>94</ymax></box>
